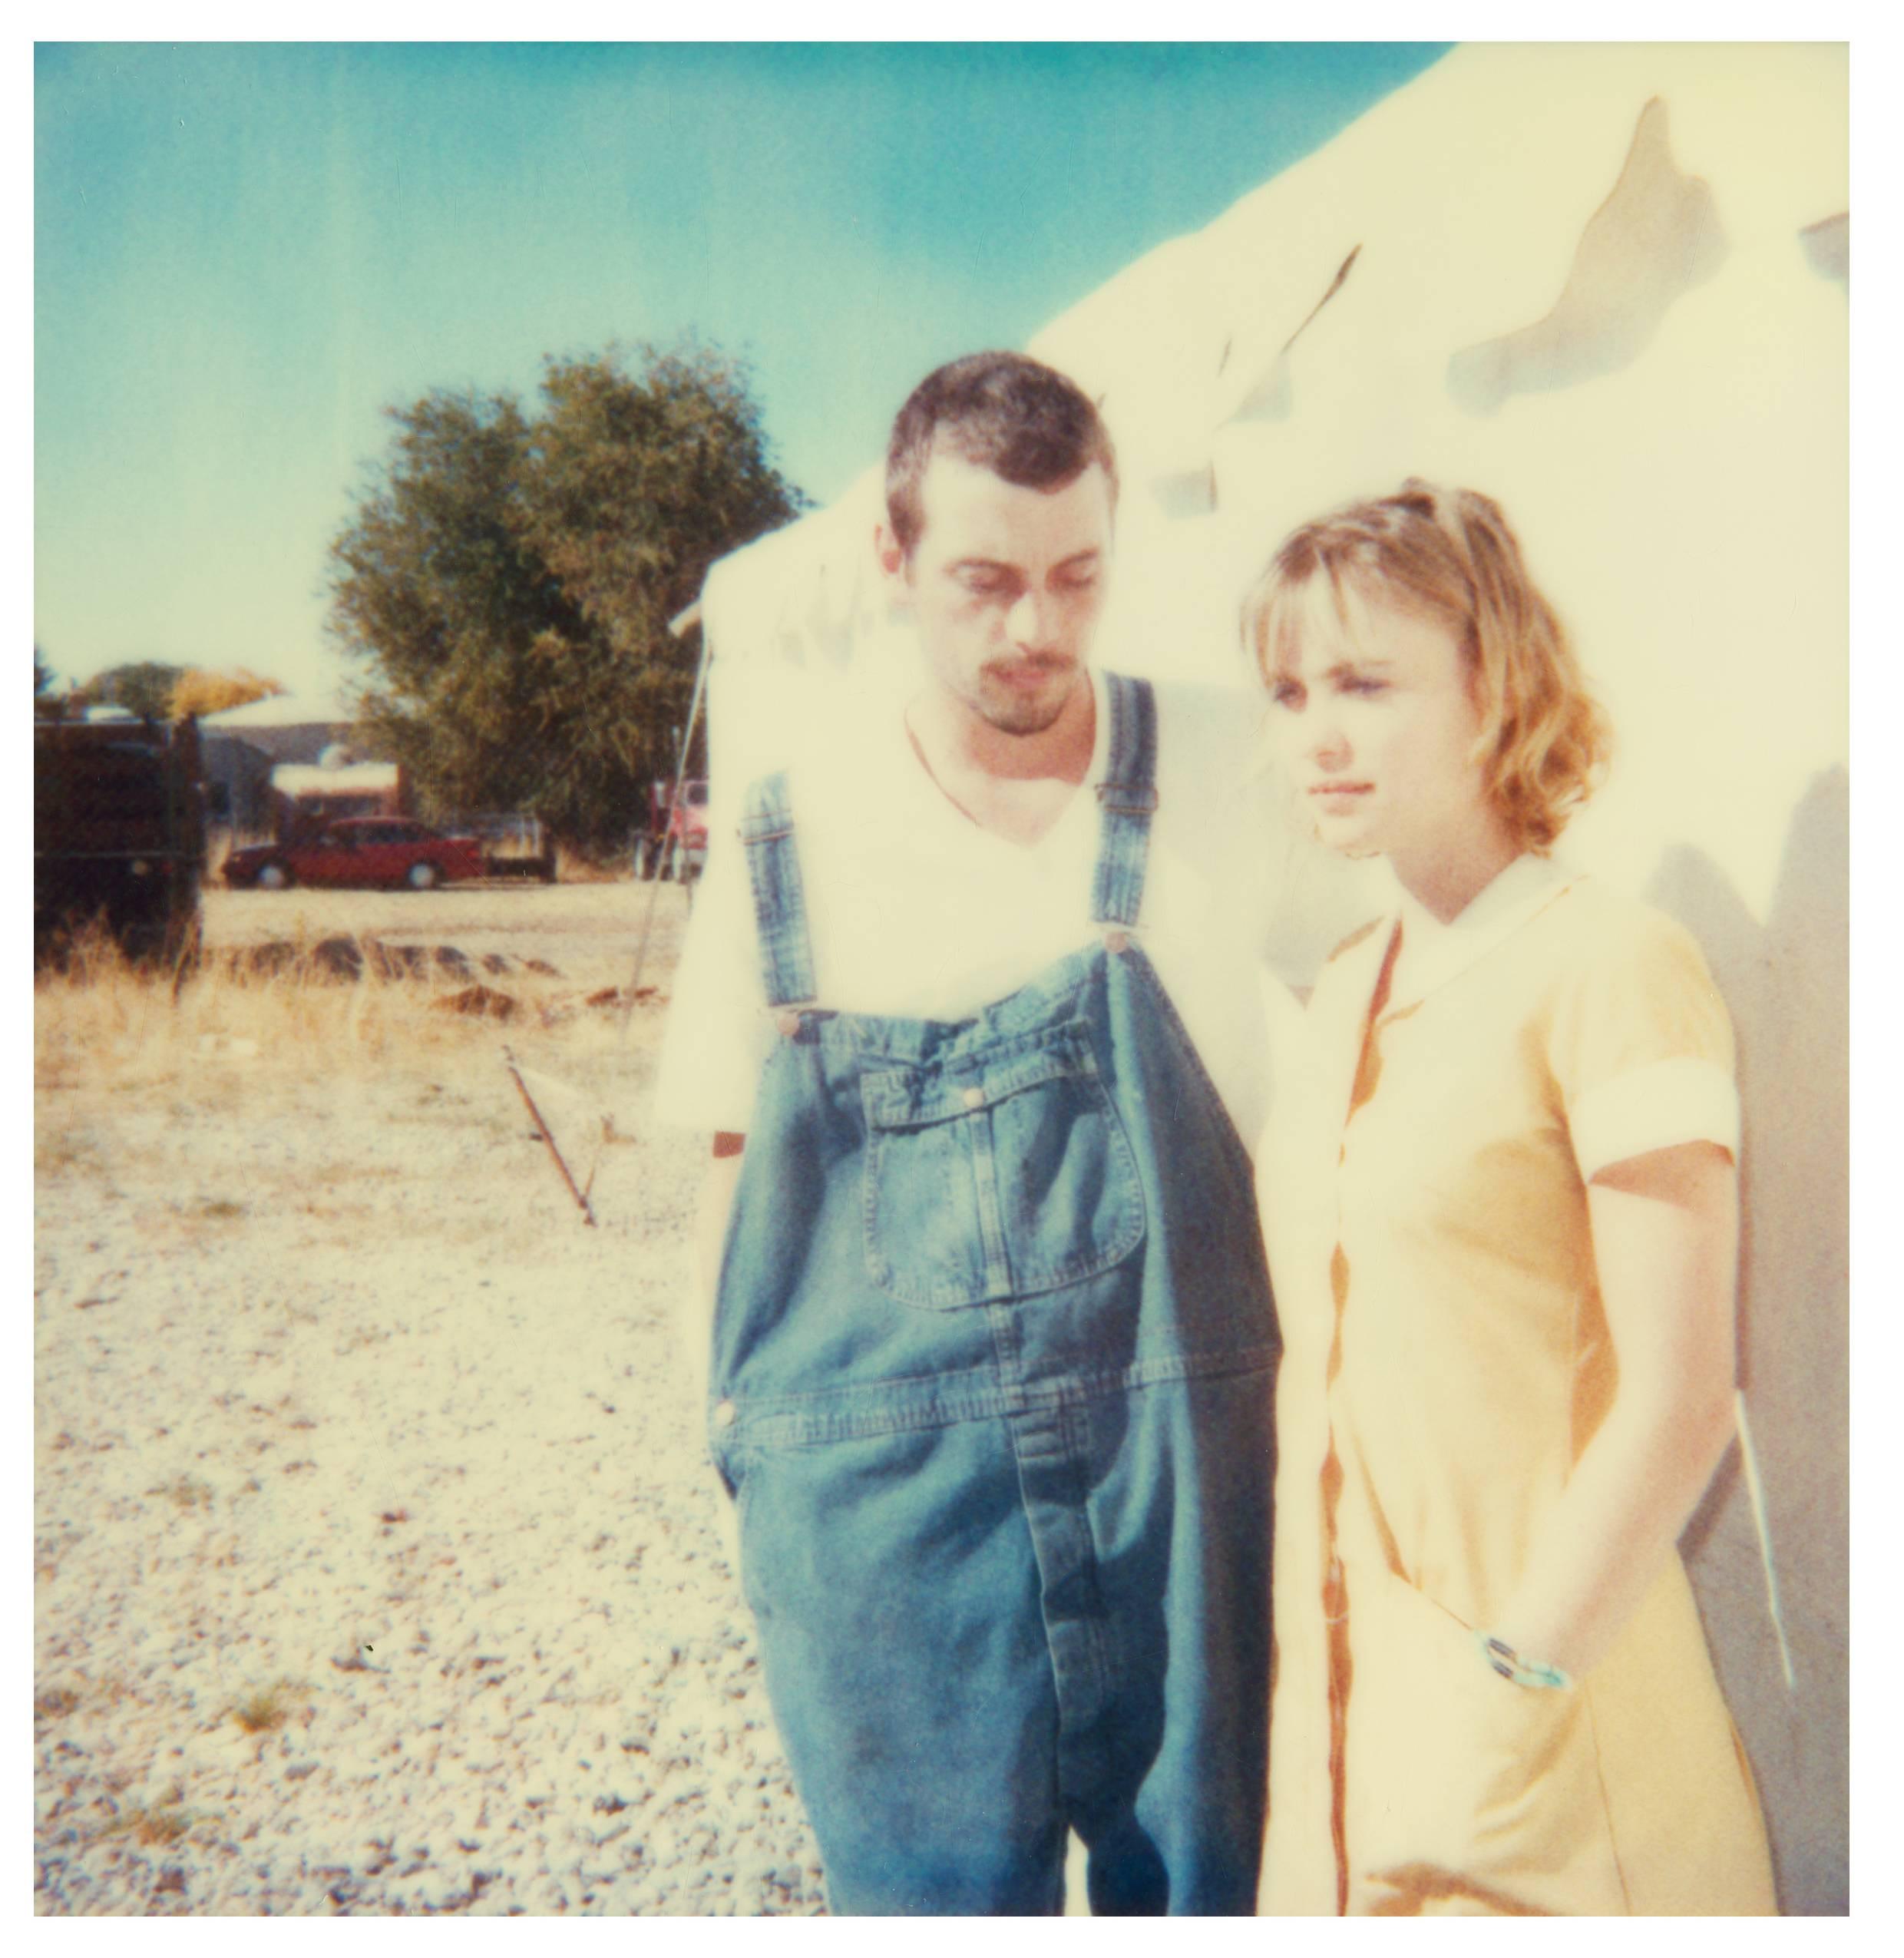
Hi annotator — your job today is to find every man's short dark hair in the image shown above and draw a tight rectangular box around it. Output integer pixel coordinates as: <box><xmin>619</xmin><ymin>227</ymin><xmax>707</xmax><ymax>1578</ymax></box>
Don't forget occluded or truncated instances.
<box><xmin>884</xmin><ymin>352</ymin><xmax>1119</xmax><ymax>557</ymax></box>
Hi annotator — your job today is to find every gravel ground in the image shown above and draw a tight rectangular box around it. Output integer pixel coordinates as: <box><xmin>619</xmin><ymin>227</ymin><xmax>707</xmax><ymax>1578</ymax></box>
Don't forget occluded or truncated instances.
<box><xmin>34</xmin><ymin>885</ymin><xmax>827</xmax><ymax>1916</ymax></box>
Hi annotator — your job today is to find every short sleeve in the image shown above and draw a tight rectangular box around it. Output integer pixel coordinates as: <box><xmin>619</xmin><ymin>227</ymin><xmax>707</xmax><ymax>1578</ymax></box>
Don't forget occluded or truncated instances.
<box><xmin>1545</xmin><ymin>902</ymin><xmax>1740</xmax><ymax>1181</ymax></box>
<box><xmin>651</xmin><ymin>820</ymin><xmax>774</xmax><ymax>1134</ymax></box>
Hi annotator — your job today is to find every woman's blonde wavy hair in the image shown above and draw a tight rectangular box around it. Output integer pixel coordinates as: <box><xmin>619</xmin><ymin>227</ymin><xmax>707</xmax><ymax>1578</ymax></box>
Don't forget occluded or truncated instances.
<box><xmin>1242</xmin><ymin>480</ymin><xmax>1611</xmax><ymax>852</ymax></box>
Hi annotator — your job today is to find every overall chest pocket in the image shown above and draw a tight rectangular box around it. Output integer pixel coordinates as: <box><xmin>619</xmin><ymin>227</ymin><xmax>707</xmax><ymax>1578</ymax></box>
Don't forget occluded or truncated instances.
<box><xmin>860</xmin><ymin>1020</ymin><xmax>1147</xmax><ymax>1310</ymax></box>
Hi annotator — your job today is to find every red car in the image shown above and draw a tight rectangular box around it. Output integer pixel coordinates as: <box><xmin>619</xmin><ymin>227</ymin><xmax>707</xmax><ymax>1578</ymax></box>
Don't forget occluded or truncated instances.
<box><xmin>223</xmin><ymin>818</ymin><xmax>487</xmax><ymax>891</ymax></box>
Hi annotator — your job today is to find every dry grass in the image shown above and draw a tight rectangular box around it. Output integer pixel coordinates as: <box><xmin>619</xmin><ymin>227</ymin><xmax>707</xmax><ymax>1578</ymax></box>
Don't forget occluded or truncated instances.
<box><xmin>35</xmin><ymin>1126</ymin><xmax>103</xmax><ymax>1177</ymax></box>
<box><xmin>34</xmin><ymin>908</ymin><xmax>672</xmax><ymax>1104</ymax></box>
<box><xmin>145</xmin><ymin>1475</ymin><xmax>216</xmax><ymax>1513</ymax></box>
<box><xmin>230</xmin><ymin>1679</ymin><xmax>310</xmax><ymax>1736</ymax></box>
<box><xmin>554</xmin><ymin>843</ymin><xmax>638</xmax><ymax>883</ymax></box>
<box><xmin>35</xmin><ymin>888</ymin><xmax>682</xmax><ymax>1270</ymax></box>
<box><xmin>36</xmin><ymin>925</ymin><xmax>517</xmax><ymax>1086</ymax></box>
<box><xmin>92</xmin><ymin>1801</ymin><xmax>210</xmax><ymax>1850</ymax></box>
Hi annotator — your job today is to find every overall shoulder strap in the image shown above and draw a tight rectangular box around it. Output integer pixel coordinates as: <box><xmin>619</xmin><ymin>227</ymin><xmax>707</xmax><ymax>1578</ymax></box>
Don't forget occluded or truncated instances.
<box><xmin>737</xmin><ymin>772</ymin><xmax>818</xmax><ymax>1007</ymax></box>
<box><xmin>1090</xmin><ymin>673</ymin><xmax>1159</xmax><ymax>928</ymax></box>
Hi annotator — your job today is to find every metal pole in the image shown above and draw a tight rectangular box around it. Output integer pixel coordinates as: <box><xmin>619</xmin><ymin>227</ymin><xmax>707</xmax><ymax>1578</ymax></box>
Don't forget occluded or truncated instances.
<box><xmin>503</xmin><ymin>1045</ymin><xmax>597</xmax><ymax>1227</ymax></box>
<box><xmin>620</xmin><ymin>626</ymin><xmax>712</xmax><ymax>1038</ymax></box>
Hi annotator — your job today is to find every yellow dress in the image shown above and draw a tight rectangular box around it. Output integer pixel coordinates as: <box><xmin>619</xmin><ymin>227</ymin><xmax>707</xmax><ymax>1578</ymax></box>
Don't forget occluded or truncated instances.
<box><xmin>1257</xmin><ymin>857</ymin><xmax>1777</xmax><ymax>1917</ymax></box>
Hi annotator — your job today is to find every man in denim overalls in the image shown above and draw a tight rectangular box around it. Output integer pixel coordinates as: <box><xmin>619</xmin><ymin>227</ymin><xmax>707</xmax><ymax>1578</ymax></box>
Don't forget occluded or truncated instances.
<box><xmin>658</xmin><ymin>354</ymin><xmax>1288</xmax><ymax>1914</ymax></box>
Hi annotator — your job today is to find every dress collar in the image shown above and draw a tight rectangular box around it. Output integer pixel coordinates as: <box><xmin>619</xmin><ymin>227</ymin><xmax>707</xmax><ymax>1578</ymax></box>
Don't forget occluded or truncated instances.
<box><xmin>1384</xmin><ymin>852</ymin><xmax>1582</xmax><ymax>1013</ymax></box>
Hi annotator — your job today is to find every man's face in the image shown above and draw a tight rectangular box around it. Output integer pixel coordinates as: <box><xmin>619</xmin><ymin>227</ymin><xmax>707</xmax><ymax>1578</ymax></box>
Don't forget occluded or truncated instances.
<box><xmin>885</xmin><ymin>447</ymin><xmax>1114</xmax><ymax>738</ymax></box>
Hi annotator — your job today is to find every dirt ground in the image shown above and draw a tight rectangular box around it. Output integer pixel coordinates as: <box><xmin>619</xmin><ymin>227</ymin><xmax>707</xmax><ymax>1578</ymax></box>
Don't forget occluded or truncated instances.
<box><xmin>33</xmin><ymin>878</ymin><xmax>828</xmax><ymax>1915</ymax></box>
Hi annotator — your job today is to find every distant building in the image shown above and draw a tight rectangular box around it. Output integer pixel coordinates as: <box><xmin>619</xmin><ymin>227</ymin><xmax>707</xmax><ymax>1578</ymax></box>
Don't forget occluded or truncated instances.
<box><xmin>200</xmin><ymin>731</ymin><xmax>279</xmax><ymax>839</ymax></box>
<box><xmin>200</xmin><ymin>687</ymin><xmax>376</xmax><ymax>766</ymax></box>
<box><xmin>200</xmin><ymin>689</ymin><xmax>404</xmax><ymax>840</ymax></box>
<box><xmin>273</xmin><ymin>757</ymin><xmax>406</xmax><ymax>835</ymax></box>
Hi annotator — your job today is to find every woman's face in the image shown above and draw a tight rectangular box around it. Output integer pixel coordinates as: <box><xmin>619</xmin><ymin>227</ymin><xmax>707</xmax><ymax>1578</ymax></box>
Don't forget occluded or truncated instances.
<box><xmin>1264</xmin><ymin>588</ymin><xmax>1496</xmax><ymax>871</ymax></box>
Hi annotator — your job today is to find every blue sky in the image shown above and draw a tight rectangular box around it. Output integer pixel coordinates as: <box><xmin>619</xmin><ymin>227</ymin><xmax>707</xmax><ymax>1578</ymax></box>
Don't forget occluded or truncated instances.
<box><xmin>35</xmin><ymin>41</ymin><xmax>1449</xmax><ymax>698</ymax></box>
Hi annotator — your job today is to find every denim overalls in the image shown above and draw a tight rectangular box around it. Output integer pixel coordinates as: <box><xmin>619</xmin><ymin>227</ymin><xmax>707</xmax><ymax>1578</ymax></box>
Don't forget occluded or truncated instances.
<box><xmin>709</xmin><ymin>674</ymin><xmax>1277</xmax><ymax>1915</ymax></box>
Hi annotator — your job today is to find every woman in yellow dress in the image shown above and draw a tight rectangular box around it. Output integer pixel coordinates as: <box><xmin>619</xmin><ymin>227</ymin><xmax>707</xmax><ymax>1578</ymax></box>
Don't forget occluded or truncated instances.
<box><xmin>1246</xmin><ymin>481</ymin><xmax>1777</xmax><ymax>1916</ymax></box>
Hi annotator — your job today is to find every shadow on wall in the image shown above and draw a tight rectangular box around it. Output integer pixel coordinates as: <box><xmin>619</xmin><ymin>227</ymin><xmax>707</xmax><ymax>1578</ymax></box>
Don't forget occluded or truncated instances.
<box><xmin>1447</xmin><ymin>97</ymin><xmax>1729</xmax><ymax>416</ymax></box>
<box><xmin>1648</xmin><ymin>767</ymin><xmax>1849</xmax><ymax>1917</ymax></box>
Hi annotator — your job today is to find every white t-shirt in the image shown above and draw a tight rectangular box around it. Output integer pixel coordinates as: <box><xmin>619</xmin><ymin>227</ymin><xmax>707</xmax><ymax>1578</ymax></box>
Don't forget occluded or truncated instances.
<box><xmin>653</xmin><ymin>668</ymin><xmax>1371</xmax><ymax>1149</ymax></box>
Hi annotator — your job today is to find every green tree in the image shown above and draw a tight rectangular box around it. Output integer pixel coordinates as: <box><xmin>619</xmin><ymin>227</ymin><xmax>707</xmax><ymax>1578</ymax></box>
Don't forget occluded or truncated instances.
<box><xmin>34</xmin><ymin>644</ymin><xmax>63</xmax><ymax>719</ymax></box>
<box><xmin>74</xmin><ymin>660</ymin><xmax>187</xmax><ymax>719</ymax></box>
<box><xmin>327</xmin><ymin>342</ymin><xmax>805</xmax><ymax>853</ymax></box>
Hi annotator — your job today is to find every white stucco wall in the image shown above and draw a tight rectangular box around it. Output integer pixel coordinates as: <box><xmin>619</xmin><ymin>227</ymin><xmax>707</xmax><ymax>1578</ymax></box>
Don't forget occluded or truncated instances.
<box><xmin>695</xmin><ymin>43</ymin><xmax>1849</xmax><ymax>1913</ymax></box>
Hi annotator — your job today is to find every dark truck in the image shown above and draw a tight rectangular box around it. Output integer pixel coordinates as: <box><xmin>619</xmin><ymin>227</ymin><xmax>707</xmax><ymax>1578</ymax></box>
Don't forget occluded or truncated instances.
<box><xmin>35</xmin><ymin>712</ymin><xmax>207</xmax><ymax>963</ymax></box>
